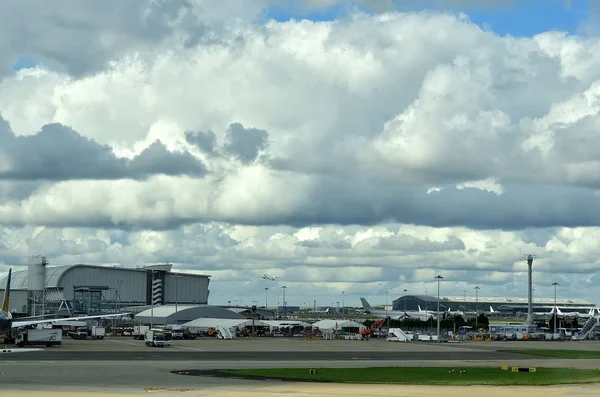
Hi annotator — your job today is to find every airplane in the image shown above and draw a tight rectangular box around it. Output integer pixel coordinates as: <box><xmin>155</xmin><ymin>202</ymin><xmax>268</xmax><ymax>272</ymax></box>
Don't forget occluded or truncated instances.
<box><xmin>556</xmin><ymin>307</ymin><xmax>597</xmax><ymax>319</ymax></box>
<box><xmin>446</xmin><ymin>307</ymin><xmax>465</xmax><ymax>316</ymax></box>
<box><xmin>262</xmin><ymin>274</ymin><xmax>278</xmax><ymax>281</ymax></box>
<box><xmin>1</xmin><ymin>268</ymin><xmax>129</xmax><ymax>350</ymax></box>
<box><xmin>360</xmin><ymin>298</ymin><xmax>433</xmax><ymax>321</ymax></box>
<box><xmin>313</xmin><ymin>307</ymin><xmax>330</xmax><ymax>314</ymax></box>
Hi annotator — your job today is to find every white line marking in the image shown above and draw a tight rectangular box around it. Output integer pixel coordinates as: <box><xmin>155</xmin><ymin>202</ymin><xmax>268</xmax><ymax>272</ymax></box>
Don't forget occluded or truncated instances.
<box><xmin>105</xmin><ymin>339</ymin><xmax>140</xmax><ymax>347</ymax></box>
<box><xmin>171</xmin><ymin>345</ymin><xmax>205</xmax><ymax>352</ymax></box>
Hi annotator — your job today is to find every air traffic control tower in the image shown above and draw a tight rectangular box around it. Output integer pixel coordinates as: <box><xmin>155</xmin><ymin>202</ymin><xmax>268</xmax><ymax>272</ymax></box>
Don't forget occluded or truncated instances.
<box><xmin>526</xmin><ymin>254</ymin><xmax>534</xmax><ymax>326</ymax></box>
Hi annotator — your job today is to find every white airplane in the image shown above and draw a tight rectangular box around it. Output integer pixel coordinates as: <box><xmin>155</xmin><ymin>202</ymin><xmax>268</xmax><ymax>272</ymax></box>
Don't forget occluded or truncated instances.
<box><xmin>313</xmin><ymin>308</ymin><xmax>330</xmax><ymax>314</ymax></box>
<box><xmin>360</xmin><ymin>298</ymin><xmax>433</xmax><ymax>321</ymax></box>
<box><xmin>1</xmin><ymin>268</ymin><xmax>129</xmax><ymax>352</ymax></box>
<box><xmin>446</xmin><ymin>307</ymin><xmax>465</xmax><ymax>316</ymax></box>
<box><xmin>556</xmin><ymin>307</ymin><xmax>597</xmax><ymax>319</ymax></box>
<box><xmin>262</xmin><ymin>274</ymin><xmax>278</xmax><ymax>281</ymax></box>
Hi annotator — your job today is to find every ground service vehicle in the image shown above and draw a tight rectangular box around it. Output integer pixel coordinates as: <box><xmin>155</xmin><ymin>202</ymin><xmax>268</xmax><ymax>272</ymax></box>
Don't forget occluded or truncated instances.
<box><xmin>16</xmin><ymin>328</ymin><xmax>62</xmax><ymax>347</ymax></box>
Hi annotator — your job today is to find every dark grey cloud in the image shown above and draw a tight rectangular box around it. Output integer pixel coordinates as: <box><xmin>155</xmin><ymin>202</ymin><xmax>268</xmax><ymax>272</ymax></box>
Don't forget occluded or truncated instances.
<box><xmin>186</xmin><ymin>123</ymin><xmax>269</xmax><ymax>164</ymax></box>
<box><xmin>0</xmin><ymin>0</ymin><xmax>227</xmax><ymax>78</ymax></box>
<box><xmin>185</xmin><ymin>130</ymin><xmax>217</xmax><ymax>153</ymax></box>
<box><xmin>223</xmin><ymin>123</ymin><xmax>269</xmax><ymax>164</ymax></box>
<box><xmin>0</xmin><ymin>116</ymin><xmax>206</xmax><ymax>181</ymax></box>
<box><xmin>375</xmin><ymin>235</ymin><xmax>466</xmax><ymax>252</ymax></box>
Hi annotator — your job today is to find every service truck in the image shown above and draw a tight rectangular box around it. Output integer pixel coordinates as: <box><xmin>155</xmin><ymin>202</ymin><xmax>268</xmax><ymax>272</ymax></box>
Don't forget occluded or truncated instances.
<box><xmin>145</xmin><ymin>329</ymin><xmax>171</xmax><ymax>347</ymax></box>
<box><xmin>133</xmin><ymin>325</ymin><xmax>149</xmax><ymax>340</ymax></box>
<box><xmin>16</xmin><ymin>328</ymin><xmax>63</xmax><ymax>347</ymax></box>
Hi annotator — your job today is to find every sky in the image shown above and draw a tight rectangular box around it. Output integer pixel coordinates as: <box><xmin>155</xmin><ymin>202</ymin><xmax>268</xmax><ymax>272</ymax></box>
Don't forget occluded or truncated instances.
<box><xmin>1</xmin><ymin>0</ymin><xmax>600</xmax><ymax>309</ymax></box>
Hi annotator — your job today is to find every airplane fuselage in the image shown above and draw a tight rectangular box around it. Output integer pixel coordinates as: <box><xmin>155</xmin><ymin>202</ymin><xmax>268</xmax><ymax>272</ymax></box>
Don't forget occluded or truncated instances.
<box><xmin>0</xmin><ymin>311</ymin><xmax>12</xmax><ymax>335</ymax></box>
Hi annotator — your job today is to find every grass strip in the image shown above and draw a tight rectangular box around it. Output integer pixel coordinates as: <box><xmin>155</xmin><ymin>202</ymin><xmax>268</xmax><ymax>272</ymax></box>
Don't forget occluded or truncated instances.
<box><xmin>218</xmin><ymin>366</ymin><xmax>600</xmax><ymax>385</ymax></box>
<box><xmin>500</xmin><ymin>349</ymin><xmax>600</xmax><ymax>359</ymax></box>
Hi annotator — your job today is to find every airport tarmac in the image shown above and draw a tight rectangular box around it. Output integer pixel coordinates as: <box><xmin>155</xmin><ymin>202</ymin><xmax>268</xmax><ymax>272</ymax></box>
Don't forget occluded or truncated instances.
<box><xmin>2</xmin><ymin>337</ymin><xmax>599</xmax><ymax>396</ymax></box>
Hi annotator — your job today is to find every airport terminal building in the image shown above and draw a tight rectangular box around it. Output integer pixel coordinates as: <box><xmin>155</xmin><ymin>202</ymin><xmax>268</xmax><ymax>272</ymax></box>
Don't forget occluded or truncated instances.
<box><xmin>393</xmin><ymin>294</ymin><xmax>596</xmax><ymax>315</ymax></box>
<box><xmin>0</xmin><ymin>259</ymin><xmax>210</xmax><ymax>317</ymax></box>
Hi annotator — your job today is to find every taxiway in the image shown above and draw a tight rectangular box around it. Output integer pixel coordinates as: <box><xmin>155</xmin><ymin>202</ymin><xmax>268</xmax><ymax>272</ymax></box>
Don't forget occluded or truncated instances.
<box><xmin>1</xmin><ymin>337</ymin><xmax>599</xmax><ymax>396</ymax></box>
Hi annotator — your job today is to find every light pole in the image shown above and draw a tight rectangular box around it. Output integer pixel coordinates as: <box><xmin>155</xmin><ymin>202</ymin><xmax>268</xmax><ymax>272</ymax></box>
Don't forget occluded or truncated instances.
<box><xmin>552</xmin><ymin>282</ymin><xmax>559</xmax><ymax>333</ymax></box>
<box><xmin>171</xmin><ymin>274</ymin><xmax>182</xmax><ymax>323</ymax></box>
<box><xmin>385</xmin><ymin>291</ymin><xmax>389</xmax><ymax>329</ymax></box>
<box><xmin>435</xmin><ymin>275</ymin><xmax>443</xmax><ymax>342</ymax></box>
<box><xmin>282</xmin><ymin>286</ymin><xmax>287</xmax><ymax>319</ymax></box>
<box><xmin>404</xmin><ymin>289</ymin><xmax>407</xmax><ymax>311</ymax></box>
<box><xmin>475</xmin><ymin>286</ymin><xmax>480</xmax><ymax>331</ymax></box>
<box><xmin>115</xmin><ymin>280</ymin><xmax>124</xmax><ymax>313</ymax></box>
<box><xmin>463</xmin><ymin>290</ymin><xmax>466</xmax><ymax>311</ymax></box>
<box><xmin>265</xmin><ymin>287</ymin><xmax>269</xmax><ymax>310</ymax></box>
<box><xmin>342</xmin><ymin>291</ymin><xmax>345</xmax><ymax>320</ymax></box>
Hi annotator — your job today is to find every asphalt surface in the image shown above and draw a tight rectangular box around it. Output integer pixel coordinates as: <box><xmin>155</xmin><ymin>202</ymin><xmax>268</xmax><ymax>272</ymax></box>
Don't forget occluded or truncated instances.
<box><xmin>0</xmin><ymin>350</ymin><xmax>524</xmax><ymax>361</ymax></box>
<box><xmin>2</xmin><ymin>338</ymin><xmax>599</xmax><ymax>394</ymax></box>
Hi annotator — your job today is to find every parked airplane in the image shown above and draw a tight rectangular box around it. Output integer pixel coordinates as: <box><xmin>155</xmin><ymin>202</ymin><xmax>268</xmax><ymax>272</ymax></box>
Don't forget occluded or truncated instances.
<box><xmin>360</xmin><ymin>298</ymin><xmax>433</xmax><ymax>321</ymax></box>
<box><xmin>1</xmin><ymin>268</ymin><xmax>129</xmax><ymax>350</ymax></box>
<box><xmin>313</xmin><ymin>308</ymin><xmax>330</xmax><ymax>314</ymax></box>
<box><xmin>262</xmin><ymin>274</ymin><xmax>278</xmax><ymax>281</ymax></box>
<box><xmin>556</xmin><ymin>307</ymin><xmax>597</xmax><ymax>319</ymax></box>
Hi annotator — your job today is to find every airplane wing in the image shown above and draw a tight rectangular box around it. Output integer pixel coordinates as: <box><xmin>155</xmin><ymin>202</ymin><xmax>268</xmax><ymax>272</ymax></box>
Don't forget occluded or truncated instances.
<box><xmin>12</xmin><ymin>313</ymin><xmax>129</xmax><ymax>328</ymax></box>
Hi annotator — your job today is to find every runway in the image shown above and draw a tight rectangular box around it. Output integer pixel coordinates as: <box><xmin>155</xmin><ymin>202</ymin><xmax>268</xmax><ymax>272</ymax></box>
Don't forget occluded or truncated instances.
<box><xmin>1</xmin><ymin>337</ymin><xmax>599</xmax><ymax>396</ymax></box>
<box><xmin>0</xmin><ymin>350</ymin><xmax>524</xmax><ymax>361</ymax></box>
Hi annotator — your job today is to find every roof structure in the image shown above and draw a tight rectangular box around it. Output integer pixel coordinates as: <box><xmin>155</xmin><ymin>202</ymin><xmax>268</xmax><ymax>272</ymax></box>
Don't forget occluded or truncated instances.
<box><xmin>311</xmin><ymin>320</ymin><xmax>365</xmax><ymax>330</ymax></box>
<box><xmin>182</xmin><ymin>317</ymin><xmax>267</xmax><ymax>329</ymax></box>
<box><xmin>0</xmin><ymin>265</ymin><xmax>75</xmax><ymax>289</ymax></box>
<box><xmin>0</xmin><ymin>264</ymin><xmax>211</xmax><ymax>290</ymax></box>
<box><xmin>395</xmin><ymin>295</ymin><xmax>592</xmax><ymax>306</ymax></box>
<box><xmin>134</xmin><ymin>304</ymin><xmax>245</xmax><ymax>324</ymax></box>
<box><xmin>262</xmin><ymin>320</ymin><xmax>311</xmax><ymax>328</ymax></box>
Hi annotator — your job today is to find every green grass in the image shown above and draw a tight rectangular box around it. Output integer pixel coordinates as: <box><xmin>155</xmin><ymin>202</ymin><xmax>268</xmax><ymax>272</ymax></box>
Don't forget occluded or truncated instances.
<box><xmin>502</xmin><ymin>349</ymin><xmax>600</xmax><ymax>359</ymax></box>
<box><xmin>218</xmin><ymin>367</ymin><xmax>600</xmax><ymax>385</ymax></box>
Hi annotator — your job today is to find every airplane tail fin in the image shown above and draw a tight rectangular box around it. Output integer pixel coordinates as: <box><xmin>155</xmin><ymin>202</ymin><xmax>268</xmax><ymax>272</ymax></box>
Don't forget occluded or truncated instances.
<box><xmin>490</xmin><ymin>306</ymin><xmax>495</xmax><ymax>313</ymax></box>
<box><xmin>418</xmin><ymin>305</ymin><xmax>422</xmax><ymax>312</ymax></box>
<box><xmin>2</xmin><ymin>268</ymin><xmax>11</xmax><ymax>313</ymax></box>
<box><xmin>360</xmin><ymin>298</ymin><xmax>375</xmax><ymax>312</ymax></box>
<box><xmin>556</xmin><ymin>307</ymin><xmax>563</xmax><ymax>315</ymax></box>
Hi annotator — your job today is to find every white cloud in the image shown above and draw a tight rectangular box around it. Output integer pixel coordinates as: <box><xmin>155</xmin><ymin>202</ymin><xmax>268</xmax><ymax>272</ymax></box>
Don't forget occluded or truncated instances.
<box><xmin>1</xmin><ymin>4</ymin><xmax>600</xmax><ymax>307</ymax></box>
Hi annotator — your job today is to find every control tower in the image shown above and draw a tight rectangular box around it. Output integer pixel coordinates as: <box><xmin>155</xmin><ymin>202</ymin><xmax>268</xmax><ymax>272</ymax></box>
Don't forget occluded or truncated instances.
<box><xmin>526</xmin><ymin>254</ymin><xmax>534</xmax><ymax>326</ymax></box>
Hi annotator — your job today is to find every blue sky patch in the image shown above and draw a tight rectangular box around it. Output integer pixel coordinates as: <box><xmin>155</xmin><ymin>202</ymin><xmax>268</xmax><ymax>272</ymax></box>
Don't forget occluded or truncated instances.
<box><xmin>263</xmin><ymin>0</ymin><xmax>594</xmax><ymax>37</ymax></box>
<box><xmin>12</xmin><ymin>56</ymin><xmax>38</xmax><ymax>71</ymax></box>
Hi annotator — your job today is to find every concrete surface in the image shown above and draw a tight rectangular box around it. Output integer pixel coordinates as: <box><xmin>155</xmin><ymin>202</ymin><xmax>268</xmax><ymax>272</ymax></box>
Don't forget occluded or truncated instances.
<box><xmin>1</xmin><ymin>336</ymin><xmax>599</xmax><ymax>396</ymax></box>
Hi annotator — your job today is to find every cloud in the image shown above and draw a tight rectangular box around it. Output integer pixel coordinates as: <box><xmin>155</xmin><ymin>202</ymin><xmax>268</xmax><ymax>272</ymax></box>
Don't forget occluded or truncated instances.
<box><xmin>0</xmin><ymin>116</ymin><xmax>207</xmax><ymax>181</ymax></box>
<box><xmin>2</xmin><ymin>4</ymin><xmax>600</xmax><ymax>306</ymax></box>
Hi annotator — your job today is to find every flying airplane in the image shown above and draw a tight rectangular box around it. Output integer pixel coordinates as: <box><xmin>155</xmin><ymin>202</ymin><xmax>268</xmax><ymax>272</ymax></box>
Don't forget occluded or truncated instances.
<box><xmin>262</xmin><ymin>274</ymin><xmax>278</xmax><ymax>281</ymax></box>
<box><xmin>1</xmin><ymin>268</ymin><xmax>129</xmax><ymax>349</ymax></box>
<box><xmin>360</xmin><ymin>298</ymin><xmax>433</xmax><ymax>321</ymax></box>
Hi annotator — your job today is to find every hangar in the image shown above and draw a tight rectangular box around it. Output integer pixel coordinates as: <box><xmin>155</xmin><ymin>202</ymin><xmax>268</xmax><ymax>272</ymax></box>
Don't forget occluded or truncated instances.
<box><xmin>393</xmin><ymin>295</ymin><xmax>596</xmax><ymax>315</ymax></box>
<box><xmin>134</xmin><ymin>305</ymin><xmax>245</xmax><ymax>325</ymax></box>
<box><xmin>0</xmin><ymin>258</ymin><xmax>210</xmax><ymax>317</ymax></box>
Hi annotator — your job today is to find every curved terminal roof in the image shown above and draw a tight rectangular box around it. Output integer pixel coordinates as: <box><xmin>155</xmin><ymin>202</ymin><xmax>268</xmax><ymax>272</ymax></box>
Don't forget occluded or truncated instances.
<box><xmin>394</xmin><ymin>294</ymin><xmax>592</xmax><ymax>306</ymax></box>
<box><xmin>0</xmin><ymin>265</ymin><xmax>76</xmax><ymax>289</ymax></box>
<box><xmin>135</xmin><ymin>305</ymin><xmax>245</xmax><ymax>325</ymax></box>
<box><xmin>0</xmin><ymin>264</ymin><xmax>210</xmax><ymax>290</ymax></box>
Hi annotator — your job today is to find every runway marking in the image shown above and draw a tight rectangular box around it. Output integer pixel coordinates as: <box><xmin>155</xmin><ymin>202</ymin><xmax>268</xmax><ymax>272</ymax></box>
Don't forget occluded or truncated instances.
<box><xmin>172</xmin><ymin>346</ymin><xmax>205</xmax><ymax>352</ymax></box>
<box><xmin>105</xmin><ymin>339</ymin><xmax>140</xmax><ymax>347</ymax></box>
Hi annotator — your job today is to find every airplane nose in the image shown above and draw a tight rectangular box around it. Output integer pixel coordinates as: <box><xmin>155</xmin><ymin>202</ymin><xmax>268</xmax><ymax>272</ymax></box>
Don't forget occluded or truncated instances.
<box><xmin>0</xmin><ymin>316</ymin><xmax>10</xmax><ymax>332</ymax></box>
